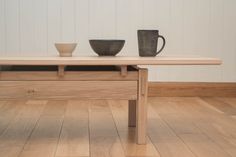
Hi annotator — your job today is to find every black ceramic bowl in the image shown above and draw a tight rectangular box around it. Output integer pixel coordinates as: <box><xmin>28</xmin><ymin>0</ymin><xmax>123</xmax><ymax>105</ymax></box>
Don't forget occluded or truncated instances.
<box><xmin>89</xmin><ymin>40</ymin><xmax>125</xmax><ymax>56</ymax></box>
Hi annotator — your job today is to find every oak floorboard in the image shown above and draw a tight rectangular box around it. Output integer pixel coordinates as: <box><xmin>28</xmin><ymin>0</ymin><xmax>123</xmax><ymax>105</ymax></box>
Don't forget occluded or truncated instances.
<box><xmin>0</xmin><ymin>124</ymin><xmax>29</xmax><ymax>155</ymax></box>
<box><xmin>0</xmin><ymin>100</ymin><xmax>6</xmax><ymax>108</ymax></box>
<box><xmin>41</xmin><ymin>100</ymin><xmax>67</xmax><ymax>116</ymax></box>
<box><xmin>195</xmin><ymin>122</ymin><xmax>236</xmax><ymax>157</ymax></box>
<box><xmin>163</xmin><ymin>97</ymin><xmax>236</xmax><ymax>157</ymax></box>
<box><xmin>18</xmin><ymin>116</ymin><xmax>63</xmax><ymax>157</ymax></box>
<box><xmin>193</xmin><ymin>98</ymin><xmax>236</xmax><ymax>135</ymax></box>
<box><xmin>18</xmin><ymin>100</ymin><xmax>66</xmax><ymax>157</ymax></box>
<box><xmin>26</xmin><ymin>100</ymin><xmax>48</xmax><ymax>105</ymax></box>
<box><xmin>219</xmin><ymin>98</ymin><xmax>236</xmax><ymax>108</ymax></box>
<box><xmin>0</xmin><ymin>100</ymin><xmax>24</xmax><ymax>135</ymax></box>
<box><xmin>148</xmin><ymin>97</ymin><xmax>183</xmax><ymax>115</ymax></box>
<box><xmin>157</xmin><ymin>113</ymin><xmax>202</xmax><ymax>135</ymax></box>
<box><xmin>166</xmin><ymin>97</ymin><xmax>236</xmax><ymax>135</ymax></box>
<box><xmin>201</xmin><ymin>97</ymin><xmax>236</xmax><ymax>115</ymax></box>
<box><xmin>147</xmin><ymin>104</ymin><xmax>195</xmax><ymax>157</ymax></box>
<box><xmin>0</xmin><ymin>100</ymin><xmax>45</xmax><ymax>157</ymax></box>
<box><xmin>179</xmin><ymin>133</ymin><xmax>232</xmax><ymax>157</ymax></box>
<box><xmin>195</xmin><ymin>98</ymin><xmax>236</xmax><ymax>157</ymax></box>
<box><xmin>89</xmin><ymin>100</ymin><xmax>125</xmax><ymax>157</ymax></box>
<box><xmin>108</xmin><ymin>100</ymin><xmax>160</xmax><ymax>157</ymax></box>
<box><xmin>149</xmin><ymin>97</ymin><xmax>202</xmax><ymax>135</ymax></box>
<box><xmin>0</xmin><ymin>97</ymin><xmax>235</xmax><ymax>157</ymax></box>
<box><xmin>18</xmin><ymin>100</ymin><xmax>48</xmax><ymax>117</ymax></box>
<box><xmin>55</xmin><ymin>100</ymin><xmax>90</xmax><ymax>157</ymax></box>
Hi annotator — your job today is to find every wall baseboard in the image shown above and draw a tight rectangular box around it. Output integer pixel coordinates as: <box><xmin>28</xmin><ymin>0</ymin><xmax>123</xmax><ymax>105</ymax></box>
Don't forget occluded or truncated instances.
<box><xmin>148</xmin><ymin>82</ymin><xmax>236</xmax><ymax>97</ymax></box>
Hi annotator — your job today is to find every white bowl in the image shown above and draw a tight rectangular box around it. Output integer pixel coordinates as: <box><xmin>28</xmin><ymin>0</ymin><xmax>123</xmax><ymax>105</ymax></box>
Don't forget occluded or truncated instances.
<box><xmin>55</xmin><ymin>43</ymin><xmax>77</xmax><ymax>57</ymax></box>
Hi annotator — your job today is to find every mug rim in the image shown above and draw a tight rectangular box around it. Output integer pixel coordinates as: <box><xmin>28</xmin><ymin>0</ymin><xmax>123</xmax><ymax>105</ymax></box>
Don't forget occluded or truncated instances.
<box><xmin>138</xmin><ymin>29</ymin><xmax>159</xmax><ymax>32</ymax></box>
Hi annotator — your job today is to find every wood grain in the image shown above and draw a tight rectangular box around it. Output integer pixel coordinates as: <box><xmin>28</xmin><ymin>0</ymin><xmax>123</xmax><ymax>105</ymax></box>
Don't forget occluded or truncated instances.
<box><xmin>149</xmin><ymin>82</ymin><xmax>236</xmax><ymax>97</ymax></box>
<box><xmin>18</xmin><ymin>116</ymin><xmax>64</xmax><ymax>157</ymax></box>
<box><xmin>0</xmin><ymin>98</ymin><xmax>235</xmax><ymax>157</ymax></box>
<box><xmin>136</xmin><ymin>68</ymin><xmax>148</xmax><ymax>144</ymax></box>
<box><xmin>41</xmin><ymin>100</ymin><xmax>67</xmax><ymax>116</ymax></box>
<box><xmin>0</xmin><ymin>71</ymin><xmax>138</xmax><ymax>81</ymax></box>
<box><xmin>201</xmin><ymin>97</ymin><xmax>236</xmax><ymax>116</ymax></box>
<box><xmin>18</xmin><ymin>100</ymin><xmax>65</xmax><ymax>157</ymax></box>
<box><xmin>0</xmin><ymin>81</ymin><xmax>137</xmax><ymax>100</ymax></box>
<box><xmin>0</xmin><ymin>56</ymin><xmax>222</xmax><ymax>65</ymax></box>
<box><xmin>1</xmin><ymin>81</ymin><xmax>235</xmax><ymax>98</ymax></box>
<box><xmin>0</xmin><ymin>101</ymin><xmax>25</xmax><ymax>135</ymax></box>
<box><xmin>159</xmin><ymin>97</ymin><xmax>236</xmax><ymax>157</ymax></box>
<box><xmin>217</xmin><ymin>97</ymin><xmax>236</xmax><ymax>109</ymax></box>
<box><xmin>89</xmin><ymin>100</ymin><xmax>126</xmax><ymax>157</ymax></box>
<box><xmin>0</xmin><ymin>100</ymin><xmax>45</xmax><ymax>157</ymax></box>
<box><xmin>55</xmin><ymin>100</ymin><xmax>89</xmax><ymax>157</ymax></box>
<box><xmin>147</xmin><ymin>104</ymin><xmax>196</xmax><ymax>157</ymax></box>
<box><xmin>179</xmin><ymin>134</ymin><xmax>232</xmax><ymax>157</ymax></box>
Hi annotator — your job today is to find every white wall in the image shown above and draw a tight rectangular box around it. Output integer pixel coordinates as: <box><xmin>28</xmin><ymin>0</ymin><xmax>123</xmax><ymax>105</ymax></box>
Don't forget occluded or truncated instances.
<box><xmin>0</xmin><ymin>0</ymin><xmax>236</xmax><ymax>82</ymax></box>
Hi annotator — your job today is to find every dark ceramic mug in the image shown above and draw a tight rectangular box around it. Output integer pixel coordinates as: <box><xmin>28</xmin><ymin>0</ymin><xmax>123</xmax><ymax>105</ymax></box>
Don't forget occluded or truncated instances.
<box><xmin>138</xmin><ymin>30</ymin><xmax>166</xmax><ymax>57</ymax></box>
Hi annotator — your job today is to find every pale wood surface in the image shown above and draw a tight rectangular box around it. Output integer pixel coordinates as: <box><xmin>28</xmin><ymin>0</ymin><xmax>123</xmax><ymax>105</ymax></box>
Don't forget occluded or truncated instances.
<box><xmin>18</xmin><ymin>100</ymin><xmax>65</xmax><ymax>157</ymax></box>
<box><xmin>89</xmin><ymin>100</ymin><xmax>126</xmax><ymax>157</ymax></box>
<box><xmin>0</xmin><ymin>81</ymin><xmax>137</xmax><ymax>100</ymax></box>
<box><xmin>55</xmin><ymin>100</ymin><xmax>89</xmax><ymax>157</ymax></box>
<box><xmin>57</xmin><ymin>65</ymin><xmax>65</xmax><ymax>77</ymax></box>
<box><xmin>149</xmin><ymin>82</ymin><xmax>236</xmax><ymax>97</ymax></box>
<box><xmin>0</xmin><ymin>97</ymin><xmax>236</xmax><ymax>157</ymax></box>
<box><xmin>0</xmin><ymin>71</ymin><xmax>138</xmax><ymax>81</ymax></box>
<box><xmin>120</xmin><ymin>65</ymin><xmax>128</xmax><ymax>77</ymax></box>
<box><xmin>0</xmin><ymin>101</ymin><xmax>22</xmax><ymax>134</ymax></box>
<box><xmin>147</xmin><ymin>104</ymin><xmax>196</xmax><ymax>157</ymax></box>
<box><xmin>136</xmin><ymin>68</ymin><xmax>148</xmax><ymax>144</ymax></box>
<box><xmin>0</xmin><ymin>100</ymin><xmax>46</xmax><ymax>157</ymax></box>
<box><xmin>0</xmin><ymin>56</ymin><xmax>222</xmax><ymax>65</ymax></box>
<box><xmin>1</xmin><ymin>81</ymin><xmax>235</xmax><ymax>97</ymax></box>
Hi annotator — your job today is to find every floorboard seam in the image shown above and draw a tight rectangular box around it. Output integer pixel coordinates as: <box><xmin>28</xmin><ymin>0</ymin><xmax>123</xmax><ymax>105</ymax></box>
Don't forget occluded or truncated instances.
<box><xmin>108</xmin><ymin>101</ymin><xmax>127</xmax><ymax>155</ymax></box>
<box><xmin>53</xmin><ymin>101</ymin><xmax>67</xmax><ymax>157</ymax></box>
<box><xmin>16</xmin><ymin>101</ymin><xmax>46</xmax><ymax>157</ymax></box>
<box><xmin>150</xmin><ymin>104</ymin><xmax>198</xmax><ymax>157</ymax></box>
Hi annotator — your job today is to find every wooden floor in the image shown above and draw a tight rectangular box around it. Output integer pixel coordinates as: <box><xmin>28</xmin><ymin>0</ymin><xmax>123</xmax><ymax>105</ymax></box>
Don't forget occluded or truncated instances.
<box><xmin>0</xmin><ymin>97</ymin><xmax>236</xmax><ymax>157</ymax></box>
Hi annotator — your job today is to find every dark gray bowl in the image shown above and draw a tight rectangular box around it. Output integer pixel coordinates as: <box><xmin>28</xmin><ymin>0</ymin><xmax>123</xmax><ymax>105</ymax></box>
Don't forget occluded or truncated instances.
<box><xmin>89</xmin><ymin>40</ymin><xmax>125</xmax><ymax>56</ymax></box>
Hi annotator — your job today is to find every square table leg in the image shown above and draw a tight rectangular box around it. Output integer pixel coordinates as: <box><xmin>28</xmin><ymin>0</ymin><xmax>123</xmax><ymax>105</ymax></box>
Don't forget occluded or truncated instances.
<box><xmin>128</xmin><ymin>100</ymin><xmax>136</xmax><ymax>127</ymax></box>
<box><xmin>136</xmin><ymin>68</ymin><xmax>148</xmax><ymax>144</ymax></box>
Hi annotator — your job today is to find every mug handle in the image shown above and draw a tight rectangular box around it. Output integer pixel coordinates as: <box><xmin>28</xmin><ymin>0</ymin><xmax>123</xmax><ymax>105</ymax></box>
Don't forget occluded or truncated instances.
<box><xmin>156</xmin><ymin>35</ymin><xmax>166</xmax><ymax>55</ymax></box>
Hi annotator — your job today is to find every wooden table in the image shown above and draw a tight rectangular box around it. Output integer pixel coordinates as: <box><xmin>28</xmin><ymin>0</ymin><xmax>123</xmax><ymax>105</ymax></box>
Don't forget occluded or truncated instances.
<box><xmin>0</xmin><ymin>56</ymin><xmax>221</xmax><ymax>144</ymax></box>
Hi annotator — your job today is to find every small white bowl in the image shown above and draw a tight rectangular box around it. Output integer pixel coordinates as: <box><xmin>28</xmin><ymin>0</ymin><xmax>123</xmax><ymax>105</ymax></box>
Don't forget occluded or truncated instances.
<box><xmin>55</xmin><ymin>43</ymin><xmax>77</xmax><ymax>57</ymax></box>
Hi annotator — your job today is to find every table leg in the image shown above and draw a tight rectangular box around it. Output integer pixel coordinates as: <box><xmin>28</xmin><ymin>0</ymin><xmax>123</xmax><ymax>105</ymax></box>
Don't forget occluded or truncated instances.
<box><xmin>128</xmin><ymin>100</ymin><xmax>136</xmax><ymax>127</ymax></box>
<box><xmin>136</xmin><ymin>68</ymin><xmax>148</xmax><ymax>144</ymax></box>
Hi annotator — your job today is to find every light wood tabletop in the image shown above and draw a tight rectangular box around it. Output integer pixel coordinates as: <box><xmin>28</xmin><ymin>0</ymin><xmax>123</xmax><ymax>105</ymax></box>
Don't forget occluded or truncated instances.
<box><xmin>0</xmin><ymin>56</ymin><xmax>222</xmax><ymax>66</ymax></box>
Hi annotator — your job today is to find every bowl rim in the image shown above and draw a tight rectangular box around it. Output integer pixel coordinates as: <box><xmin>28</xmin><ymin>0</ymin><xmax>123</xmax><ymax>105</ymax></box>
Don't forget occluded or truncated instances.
<box><xmin>89</xmin><ymin>39</ymin><xmax>125</xmax><ymax>42</ymax></box>
<box><xmin>55</xmin><ymin>43</ymin><xmax>77</xmax><ymax>45</ymax></box>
